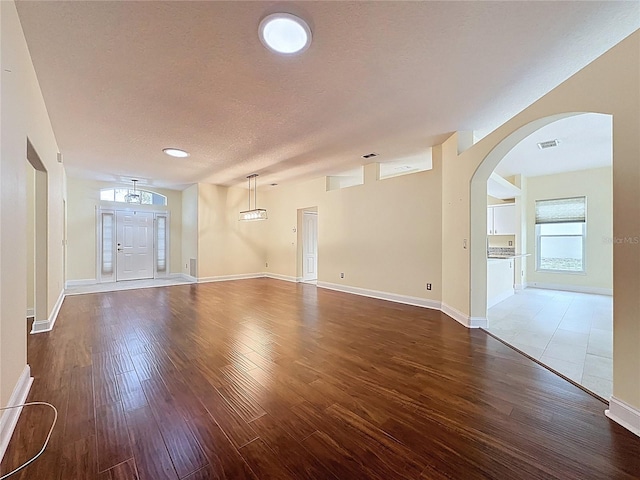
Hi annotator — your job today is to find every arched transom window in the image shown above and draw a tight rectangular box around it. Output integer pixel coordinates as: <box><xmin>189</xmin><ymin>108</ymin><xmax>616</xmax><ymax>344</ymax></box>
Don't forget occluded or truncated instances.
<box><xmin>100</xmin><ymin>187</ymin><xmax>167</xmax><ymax>206</ymax></box>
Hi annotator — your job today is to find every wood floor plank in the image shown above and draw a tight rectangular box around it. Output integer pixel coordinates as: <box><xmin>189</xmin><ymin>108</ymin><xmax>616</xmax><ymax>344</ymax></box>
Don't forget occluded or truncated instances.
<box><xmin>2</xmin><ymin>279</ymin><xmax>638</xmax><ymax>479</ymax></box>
<box><xmin>198</xmin><ymin>385</ymin><xmax>258</xmax><ymax>449</ymax></box>
<box><xmin>96</xmin><ymin>401</ymin><xmax>134</xmax><ymax>472</ymax></box>
<box><xmin>187</xmin><ymin>414</ymin><xmax>257</xmax><ymax>480</ymax></box>
<box><xmin>238</xmin><ymin>439</ymin><xmax>296</xmax><ymax>480</ymax></box>
<box><xmin>64</xmin><ymin>365</ymin><xmax>96</xmax><ymax>444</ymax></box>
<box><xmin>98</xmin><ymin>458</ymin><xmax>139</xmax><ymax>480</ymax></box>
<box><xmin>249</xmin><ymin>414</ymin><xmax>338</xmax><ymax>480</ymax></box>
<box><xmin>116</xmin><ymin>370</ymin><xmax>148</xmax><ymax>412</ymax></box>
<box><xmin>161</xmin><ymin>369</ymin><xmax>209</xmax><ymax>421</ymax></box>
<box><xmin>125</xmin><ymin>406</ymin><xmax>179</xmax><ymax>480</ymax></box>
<box><xmin>141</xmin><ymin>377</ymin><xmax>209</xmax><ymax>478</ymax></box>
<box><xmin>182</xmin><ymin>465</ymin><xmax>217</xmax><ymax>480</ymax></box>
<box><xmin>60</xmin><ymin>435</ymin><xmax>98</xmax><ymax>480</ymax></box>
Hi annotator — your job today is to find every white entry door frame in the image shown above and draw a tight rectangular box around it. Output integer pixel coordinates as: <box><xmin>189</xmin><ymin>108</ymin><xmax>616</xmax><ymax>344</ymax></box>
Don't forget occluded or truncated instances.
<box><xmin>302</xmin><ymin>211</ymin><xmax>318</xmax><ymax>281</ymax></box>
<box><xmin>97</xmin><ymin>207</ymin><xmax>170</xmax><ymax>283</ymax></box>
<box><xmin>116</xmin><ymin>210</ymin><xmax>154</xmax><ymax>281</ymax></box>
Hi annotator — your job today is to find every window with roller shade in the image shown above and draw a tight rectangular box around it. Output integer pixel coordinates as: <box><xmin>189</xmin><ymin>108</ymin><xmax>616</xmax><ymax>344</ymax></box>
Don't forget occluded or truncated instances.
<box><xmin>535</xmin><ymin>197</ymin><xmax>586</xmax><ymax>273</ymax></box>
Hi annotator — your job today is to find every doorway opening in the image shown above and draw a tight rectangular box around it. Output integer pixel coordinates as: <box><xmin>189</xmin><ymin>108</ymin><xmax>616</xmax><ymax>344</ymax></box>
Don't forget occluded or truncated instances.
<box><xmin>97</xmin><ymin>208</ymin><xmax>170</xmax><ymax>283</ymax></box>
<box><xmin>26</xmin><ymin>141</ymin><xmax>48</xmax><ymax>326</ymax></box>
<box><xmin>471</xmin><ymin>112</ymin><xmax>613</xmax><ymax>400</ymax></box>
<box><xmin>298</xmin><ymin>207</ymin><xmax>318</xmax><ymax>283</ymax></box>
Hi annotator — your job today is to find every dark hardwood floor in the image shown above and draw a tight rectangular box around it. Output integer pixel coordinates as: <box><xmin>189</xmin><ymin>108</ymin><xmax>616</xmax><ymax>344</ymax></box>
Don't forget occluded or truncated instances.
<box><xmin>2</xmin><ymin>279</ymin><xmax>639</xmax><ymax>479</ymax></box>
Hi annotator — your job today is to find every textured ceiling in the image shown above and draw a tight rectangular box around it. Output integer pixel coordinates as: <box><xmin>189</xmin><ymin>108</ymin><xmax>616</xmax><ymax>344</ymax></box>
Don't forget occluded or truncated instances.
<box><xmin>15</xmin><ymin>1</ymin><xmax>639</xmax><ymax>190</ymax></box>
<box><xmin>494</xmin><ymin>113</ymin><xmax>612</xmax><ymax>179</ymax></box>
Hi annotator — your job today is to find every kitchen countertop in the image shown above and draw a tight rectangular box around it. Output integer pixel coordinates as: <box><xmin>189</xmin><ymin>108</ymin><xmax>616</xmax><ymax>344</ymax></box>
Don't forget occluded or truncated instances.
<box><xmin>487</xmin><ymin>253</ymin><xmax>531</xmax><ymax>260</ymax></box>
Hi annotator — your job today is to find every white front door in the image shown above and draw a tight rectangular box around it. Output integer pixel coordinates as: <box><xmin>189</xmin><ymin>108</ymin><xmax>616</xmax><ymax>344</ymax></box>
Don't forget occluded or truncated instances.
<box><xmin>302</xmin><ymin>212</ymin><xmax>318</xmax><ymax>281</ymax></box>
<box><xmin>116</xmin><ymin>211</ymin><xmax>154</xmax><ymax>281</ymax></box>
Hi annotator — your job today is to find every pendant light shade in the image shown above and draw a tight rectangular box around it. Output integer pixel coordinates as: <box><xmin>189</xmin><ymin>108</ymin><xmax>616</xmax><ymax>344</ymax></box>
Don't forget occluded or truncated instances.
<box><xmin>125</xmin><ymin>179</ymin><xmax>141</xmax><ymax>204</ymax></box>
<box><xmin>239</xmin><ymin>174</ymin><xmax>268</xmax><ymax>221</ymax></box>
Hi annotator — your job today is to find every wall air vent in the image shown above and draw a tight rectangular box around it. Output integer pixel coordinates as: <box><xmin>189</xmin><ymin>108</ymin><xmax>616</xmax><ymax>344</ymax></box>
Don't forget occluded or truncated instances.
<box><xmin>537</xmin><ymin>139</ymin><xmax>560</xmax><ymax>150</ymax></box>
<box><xmin>362</xmin><ymin>152</ymin><xmax>378</xmax><ymax>159</ymax></box>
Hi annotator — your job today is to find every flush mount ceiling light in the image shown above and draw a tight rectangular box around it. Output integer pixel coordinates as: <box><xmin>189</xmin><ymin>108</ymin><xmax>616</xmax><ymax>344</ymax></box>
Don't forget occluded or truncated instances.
<box><xmin>259</xmin><ymin>13</ymin><xmax>312</xmax><ymax>54</ymax></box>
<box><xmin>239</xmin><ymin>174</ymin><xmax>268</xmax><ymax>221</ymax></box>
<box><xmin>163</xmin><ymin>148</ymin><xmax>190</xmax><ymax>158</ymax></box>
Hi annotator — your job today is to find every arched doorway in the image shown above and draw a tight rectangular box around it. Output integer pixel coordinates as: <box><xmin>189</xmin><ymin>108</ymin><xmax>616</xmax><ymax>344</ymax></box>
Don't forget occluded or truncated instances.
<box><xmin>470</xmin><ymin>112</ymin><xmax>614</xmax><ymax>399</ymax></box>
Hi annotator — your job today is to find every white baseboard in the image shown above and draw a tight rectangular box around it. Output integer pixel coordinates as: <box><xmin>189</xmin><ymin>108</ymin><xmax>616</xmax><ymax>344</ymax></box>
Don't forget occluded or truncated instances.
<box><xmin>527</xmin><ymin>282</ymin><xmax>612</xmax><ymax>296</ymax></box>
<box><xmin>31</xmin><ymin>289</ymin><xmax>65</xmax><ymax>334</ymax></box>
<box><xmin>469</xmin><ymin>316</ymin><xmax>488</xmax><ymax>328</ymax></box>
<box><xmin>171</xmin><ymin>273</ymin><xmax>197</xmax><ymax>283</ymax></box>
<box><xmin>606</xmin><ymin>396</ymin><xmax>640</xmax><ymax>437</ymax></box>
<box><xmin>440</xmin><ymin>302</ymin><xmax>487</xmax><ymax>328</ymax></box>
<box><xmin>0</xmin><ymin>365</ymin><xmax>33</xmax><ymax>462</ymax></box>
<box><xmin>487</xmin><ymin>288</ymin><xmax>515</xmax><ymax>308</ymax></box>
<box><xmin>317</xmin><ymin>281</ymin><xmax>441</xmax><ymax>310</ymax></box>
<box><xmin>263</xmin><ymin>273</ymin><xmax>301</xmax><ymax>283</ymax></box>
<box><xmin>197</xmin><ymin>273</ymin><xmax>264</xmax><ymax>284</ymax></box>
<box><xmin>26</xmin><ymin>308</ymin><xmax>34</xmax><ymax>318</ymax></box>
<box><xmin>514</xmin><ymin>283</ymin><xmax>527</xmax><ymax>291</ymax></box>
<box><xmin>65</xmin><ymin>278</ymin><xmax>97</xmax><ymax>288</ymax></box>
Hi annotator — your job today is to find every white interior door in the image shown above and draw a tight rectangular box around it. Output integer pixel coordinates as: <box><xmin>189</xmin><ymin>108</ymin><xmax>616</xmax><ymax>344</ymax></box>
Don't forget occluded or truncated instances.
<box><xmin>116</xmin><ymin>211</ymin><xmax>154</xmax><ymax>281</ymax></box>
<box><xmin>302</xmin><ymin>212</ymin><xmax>318</xmax><ymax>281</ymax></box>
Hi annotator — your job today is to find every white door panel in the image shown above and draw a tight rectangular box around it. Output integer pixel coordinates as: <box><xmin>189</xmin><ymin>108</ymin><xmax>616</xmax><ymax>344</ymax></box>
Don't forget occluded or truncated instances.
<box><xmin>302</xmin><ymin>212</ymin><xmax>318</xmax><ymax>281</ymax></box>
<box><xmin>116</xmin><ymin>211</ymin><xmax>154</xmax><ymax>281</ymax></box>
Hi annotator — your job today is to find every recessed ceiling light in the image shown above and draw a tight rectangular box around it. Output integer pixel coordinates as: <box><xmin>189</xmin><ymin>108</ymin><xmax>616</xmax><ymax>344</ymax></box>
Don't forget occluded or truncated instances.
<box><xmin>163</xmin><ymin>148</ymin><xmax>190</xmax><ymax>158</ymax></box>
<box><xmin>259</xmin><ymin>13</ymin><xmax>312</xmax><ymax>55</ymax></box>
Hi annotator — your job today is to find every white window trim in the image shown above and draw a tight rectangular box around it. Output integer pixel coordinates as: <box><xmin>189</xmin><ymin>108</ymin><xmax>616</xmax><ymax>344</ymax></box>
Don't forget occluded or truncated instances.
<box><xmin>535</xmin><ymin>222</ymin><xmax>587</xmax><ymax>275</ymax></box>
<box><xmin>99</xmin><ymin>187</ymin><xmax>167</xmax><ymax>206</ymax></box>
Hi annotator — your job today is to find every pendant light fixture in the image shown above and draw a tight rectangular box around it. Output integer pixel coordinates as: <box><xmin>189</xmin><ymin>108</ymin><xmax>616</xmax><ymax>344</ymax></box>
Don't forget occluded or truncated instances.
<box><xmin>239</xmin><ymin>174</ymin><xmax>268</xmax><ymax>221</ymax></box>
<box><xmin>125</xmin><ymin>179</ymin><xmax>141</xmax><ymax>204</ymax></box>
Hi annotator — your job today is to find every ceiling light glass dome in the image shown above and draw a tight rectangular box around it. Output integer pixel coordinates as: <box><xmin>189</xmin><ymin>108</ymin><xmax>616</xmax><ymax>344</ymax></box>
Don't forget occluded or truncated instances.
<box><xmin>259</xmin><ymin>13</ymin><xmax>312</xmax><ymax>55</ymax></box>
<box><xmin>163</xmin><ymin>148</ymin><xmax>190</xmax><ymax>158</ymax></box>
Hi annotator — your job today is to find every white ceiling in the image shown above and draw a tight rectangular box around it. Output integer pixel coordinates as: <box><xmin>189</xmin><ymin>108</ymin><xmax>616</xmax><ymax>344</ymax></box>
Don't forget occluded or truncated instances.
<box><xmin>494</xmin><ymin>113</ymin><xmax>613</xmax><ymax>178</ymax></box>
<box><xmin>15</xmin><ymin>1</ymin><xmax>639</xmax><ymax>190</ymax></box>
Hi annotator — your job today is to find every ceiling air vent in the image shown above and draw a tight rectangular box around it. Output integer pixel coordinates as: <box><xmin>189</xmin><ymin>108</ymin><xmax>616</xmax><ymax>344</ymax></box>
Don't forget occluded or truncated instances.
<box><xmin>362</xmin><ymin>152</ymin><xmax>378</xmax><ymax>159</ymax></box>
<box><xmin>537</xmin><ymin>139</ymin><xmax>560</xmax><ymax>150</ymax></box>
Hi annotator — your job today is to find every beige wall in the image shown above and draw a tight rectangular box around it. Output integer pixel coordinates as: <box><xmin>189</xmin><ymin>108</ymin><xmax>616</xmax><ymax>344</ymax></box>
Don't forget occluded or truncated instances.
<box><xmin>66</xmin><ymin>177</ymin><xmax>183</xmax><ymax>281</ymax></box>
<box><xmin>526</xmin><ymin>167</ymin><xmax>612</xmax><ymax>291</ymax></box>
<box><xmin>181</xmin><ymin>184</ymin><xmax>198</xmax><ymax>276</ymax></box>
<box><xmin>1</xmin><ymin>0</ymin><xmax>64</xmax><ymax>406</ymax></box>
<box><xmin>196</xmin><ymin>183</ymin><xmax>267</xmax><ymax>278</ymax></box>
<box><xmin>444</xmin><ymin>32</ymin><xmax>639</xmax><ymax>409</ymax></box>
<box><xmin>265</xmin><ymin>160</ymin><xmax>443</xmax><ymax>302</ymax></box>
<box><xmin>26</xmin><ymin>165</ymin><xmax>35</xmax><ymax>314</ymax></box>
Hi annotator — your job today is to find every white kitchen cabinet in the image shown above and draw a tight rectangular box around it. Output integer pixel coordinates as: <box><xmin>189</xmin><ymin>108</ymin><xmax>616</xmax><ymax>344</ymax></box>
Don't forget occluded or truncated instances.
<box><xmin>487</xmin><ymin>258</ymin><xmax>514</xmax><ymax>307</ymax></box>
<box><xmin>487</xmin><ymin>204</ymin><xmax>516</xmax><ymax>235</ymax></box>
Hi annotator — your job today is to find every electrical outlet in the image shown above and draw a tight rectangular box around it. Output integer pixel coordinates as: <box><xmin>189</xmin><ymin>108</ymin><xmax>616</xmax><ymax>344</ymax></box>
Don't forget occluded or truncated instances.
<box><xmin>463</xmin><ymin>239</ymin><xmax>467</xmax><ymax>249</ymax></box>
<box><xmin>426</xmin><ymin>283</ymin><xmax>432</xmax><ymax>291</ymax></box>
<box><xmin>508</xmin><ymin>240</ymin><xmax>513</xmax><ymax>246</ymax></box>
<box><xmin>265</xmin><ymin>262</ymin><xmax>268</xmax><ymax>268</ymax></box>
<box><xmin>340</xmin><ymin>272</ymin><xmax>344</xmax><ymax>279</ymax></box>
<box><xmin>185</xmin><ymin>263</ymin><xmax>188</xmax><ymax>268</ymax></box>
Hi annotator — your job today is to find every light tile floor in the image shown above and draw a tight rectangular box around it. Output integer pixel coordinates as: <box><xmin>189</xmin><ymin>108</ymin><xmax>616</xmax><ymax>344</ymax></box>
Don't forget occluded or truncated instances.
<box><xmin>486</xmin><ymin>288</ymin><xmax>612</xmax><ymax>399</ymax></box>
